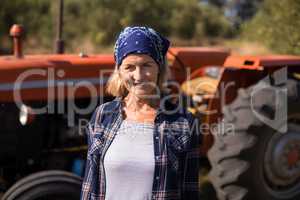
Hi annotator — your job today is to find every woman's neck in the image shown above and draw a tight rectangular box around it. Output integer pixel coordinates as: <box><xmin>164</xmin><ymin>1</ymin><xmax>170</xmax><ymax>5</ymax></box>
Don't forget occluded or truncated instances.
<box><xmin>124</xmin><ymin>93</ymin><xmax>160</xmax><ymax>111</ymax></box>
<box><xmin>122</xmin><ymin>93</ymin><xmax>160</xmax><ymax>122</ymax></box>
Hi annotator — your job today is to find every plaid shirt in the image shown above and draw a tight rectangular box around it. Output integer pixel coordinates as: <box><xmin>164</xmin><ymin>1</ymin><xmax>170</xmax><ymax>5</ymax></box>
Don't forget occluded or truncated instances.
<box><xmin>81</xmin><ymin>97</ymin><xmax>201</xmax><ymax>200</ymax></box>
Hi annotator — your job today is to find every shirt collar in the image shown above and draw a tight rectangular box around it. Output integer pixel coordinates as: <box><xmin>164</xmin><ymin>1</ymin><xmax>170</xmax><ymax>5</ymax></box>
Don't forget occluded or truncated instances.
<box><xmin>112</xmin><ymin>94</ymin><xmax>177</xmax><ymax>117</ymax></box>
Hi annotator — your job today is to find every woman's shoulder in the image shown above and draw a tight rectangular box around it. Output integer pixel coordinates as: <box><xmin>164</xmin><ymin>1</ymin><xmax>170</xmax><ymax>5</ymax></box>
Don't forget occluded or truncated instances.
<box><xmin>89</xmin><ymin>97</ymin><xmax>122</xmax><ymax>126</ymax></box>
<box><xmin>98</xmin><ymin>97</ymin><xmax>121</xmax><ymax>112</ymax></box>
<box><xmin>161</xmin><ymin>99</ymin><xmax>201</xmax><ymax>136</ymax></box>
<box><xmin>161</xmin><ymin>98</ymin><xmax>196</xmax><ymax>122</ymax></box>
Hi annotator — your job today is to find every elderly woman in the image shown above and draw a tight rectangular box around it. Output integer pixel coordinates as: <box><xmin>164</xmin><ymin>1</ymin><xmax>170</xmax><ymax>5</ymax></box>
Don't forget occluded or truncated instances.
<box><xmin>81</xmin><ymin>27</ymin><xmax>201</xmax><ymax>200</ymax></box>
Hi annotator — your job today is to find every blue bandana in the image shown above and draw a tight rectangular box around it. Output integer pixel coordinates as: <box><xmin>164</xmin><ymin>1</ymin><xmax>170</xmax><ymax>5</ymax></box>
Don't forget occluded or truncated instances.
<box><xmin>114</xmin><ymin>26</ymin><xmax>170</xmax><ymax>68</ymax></box>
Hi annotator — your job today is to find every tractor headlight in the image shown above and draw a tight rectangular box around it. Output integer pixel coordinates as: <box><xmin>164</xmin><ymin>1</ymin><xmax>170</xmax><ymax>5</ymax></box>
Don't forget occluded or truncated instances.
<box><xmin>204</xmin><ymin>66</ymin><xmax>221</xmax><ymax>79</ymax></box>
<box><xmin>19</xmin><ymin>104</ymin><xmax>35</xmax><ymax>125</ymax></box>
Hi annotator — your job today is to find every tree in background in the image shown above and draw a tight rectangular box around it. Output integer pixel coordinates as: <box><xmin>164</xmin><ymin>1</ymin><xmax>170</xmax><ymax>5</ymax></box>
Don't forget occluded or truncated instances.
<box><xmin>0</xmin><ymin>0</ymin><xmax>237</xmax><ymax>52</ymax></box>
<box><xmin>224</xmin><ymin>0</ymin><xmax>263</xmax><ymax>27</ymax></box>
<box><xmin>171</xmin><ymin>0</ymin><xmax>201</xmax><ymax>39</ymax></box>
<box><xmin>0</xmin><ymin>0</ymin><xmax>53</xmax><ymax>51</ymax></box>
<box><xmin>122</xmin><ymin>0</ymin><xmax>174</xmax><ymax>36</ymax></box>
<box><xmin>203</xmin><ymin>0</ymin><xmax>225</xmax><ymax>8</ymax></box>
<box><xmin>243</xmin><ymin>0</ymin><xmax>300</xmax><ymax>55</ymax></box>
<box><xmin>84</xmin><ymin>0</ymin><xmax>126</xmax><ymax>45</ymax></box>
<box><xmin>198</xmin><ymin>3</ymin><xmax>234</xmax><ymax>38</ymax></box>
<box><xmin>87</xmin><ymin>0</ymin><xmax>174</xmax><ymax>45</ymax></box>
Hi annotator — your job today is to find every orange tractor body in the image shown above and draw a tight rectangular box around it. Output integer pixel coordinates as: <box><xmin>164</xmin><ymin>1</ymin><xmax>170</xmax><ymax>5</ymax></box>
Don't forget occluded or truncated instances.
<box><xmin>0</xmin><ymin>47</ymin><xmax>229</xmax><ymax>102</ymax></box>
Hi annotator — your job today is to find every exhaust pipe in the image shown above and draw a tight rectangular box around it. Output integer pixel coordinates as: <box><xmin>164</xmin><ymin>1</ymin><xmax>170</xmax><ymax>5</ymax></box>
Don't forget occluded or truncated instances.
<box><xmin>10</xmin><ymin>24</ymin><xmax>24</xmax><ymax>58</ymax></box>
<box><xmin>55</xmin><ymin>0</ymin><xmax>65</xmax><ymax>54</ymax></box>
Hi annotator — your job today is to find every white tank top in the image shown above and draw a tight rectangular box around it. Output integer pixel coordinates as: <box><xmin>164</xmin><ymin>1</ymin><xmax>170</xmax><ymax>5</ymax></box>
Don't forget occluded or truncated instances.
<box><xmin>104</xmin><ymin>120</ymin><xmax>155</xmax><ymax>200</ymax></box>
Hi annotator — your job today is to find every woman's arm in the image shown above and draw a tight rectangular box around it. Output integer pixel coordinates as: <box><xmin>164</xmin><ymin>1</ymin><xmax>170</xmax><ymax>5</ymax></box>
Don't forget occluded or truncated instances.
<box><xmin>181</xmin><ymin>113</ymin><xmax>202</xmax><ymax>200</ymax></box>
<box><xmin>80</xmin><ymin>122</ymin><xmax>94</xmax><ymax>200</ymax></box>
<box><xmin>80</xmin><ymin>106</ymin><xmax>102</xmax><ymax>200</ymax></box>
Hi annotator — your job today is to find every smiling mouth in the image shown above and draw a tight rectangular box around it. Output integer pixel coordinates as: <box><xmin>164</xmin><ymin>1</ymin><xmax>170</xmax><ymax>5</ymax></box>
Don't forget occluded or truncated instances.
<box><xmin>133</xmin><ymin>82</ymin><xmax>144</xmax><ymax>86</ymax></box>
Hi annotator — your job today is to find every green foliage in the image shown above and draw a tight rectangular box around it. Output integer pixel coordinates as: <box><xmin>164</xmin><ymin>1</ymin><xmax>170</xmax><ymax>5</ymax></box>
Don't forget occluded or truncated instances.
<box><xmin>85</xmin><ymin>0</ymin><xmax>175</xmax><ymax>45</ymax></box>
<box><xmin>242</xmin><ymin>0</ymin><xmax>300</xmax><ymax>55</ymax></box>
<box><xmin>122</xmin><ymin>0</ymin><xmax>174</xmax><ymax>35</ymax></box>
<box><xmin>199</xmin><ymin>4</ymin><xmax>234</xmax><ymax>38</ymax></box>
<box><xmin>83</xmin><ymin>0</ymin><xmax>125</xmax><ymax>45</ymax></box>
<box><xmin>0</xmin><ymin>0</ymin><xmax>236</xmax><ymax>51</ymax></box>
<box><xmin>0</xmin><ymin>0</ymin><xmax>53</xmax><ymax>47</ymax></box>
<box><xmin>171</xmin><ymin>0</ymin><xmax>200</xmax><ymax>39</ymax></box>
<box><xmin>206</xmin><ymin>0</ymin><xmax>224</xmax><ymax>8</ymax></box>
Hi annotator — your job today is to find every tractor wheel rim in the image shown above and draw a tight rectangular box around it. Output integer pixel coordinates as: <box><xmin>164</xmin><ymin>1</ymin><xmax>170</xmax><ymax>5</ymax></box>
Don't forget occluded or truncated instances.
<box><xmin>263</xmin><ymin>123</ymin><xmax>300</xmax><ymax>197</ymax></box>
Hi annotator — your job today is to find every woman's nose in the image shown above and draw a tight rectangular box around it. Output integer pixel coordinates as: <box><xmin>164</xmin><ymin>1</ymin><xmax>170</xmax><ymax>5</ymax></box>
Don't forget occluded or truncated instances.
<box><xmin>132</xmin><ymin>66</ymin><xmax>144</xmax><ymax>81</ymax></box>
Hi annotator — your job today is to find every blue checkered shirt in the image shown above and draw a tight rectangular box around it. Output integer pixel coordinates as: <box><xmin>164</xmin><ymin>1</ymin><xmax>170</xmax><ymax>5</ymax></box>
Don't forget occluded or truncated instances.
<box><xmin>81</xmin><ymin>97</ymin><xmax>201</xmax><ymax>200</ymax></box>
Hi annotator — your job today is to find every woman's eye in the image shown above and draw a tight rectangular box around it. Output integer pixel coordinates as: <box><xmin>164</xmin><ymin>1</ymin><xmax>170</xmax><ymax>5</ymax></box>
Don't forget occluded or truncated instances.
<box><xmin>143</xmin><ymin>63</ymin><xmax>153</xmax><ymax>68</ymax></box>
<box><xmin>124</xmin><ymin>65</ymin><xmax>134</xmax><ymax>70</ymax></box>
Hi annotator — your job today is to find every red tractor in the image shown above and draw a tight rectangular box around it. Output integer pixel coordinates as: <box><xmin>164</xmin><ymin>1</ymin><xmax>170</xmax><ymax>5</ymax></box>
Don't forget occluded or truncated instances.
<box><xmin>182</xmin><ymin>55</ymin><xmax>300</xmax><ymax>200</ymax></box>
<box><xmin>0</xmin><ymin>24</ymin><xmax>229</xmax><ymax>199</ymax></box>
<box><xmin>0</xmin><ymin>3</ymin><xmax>299</xmax><ymax>199</ymax></box>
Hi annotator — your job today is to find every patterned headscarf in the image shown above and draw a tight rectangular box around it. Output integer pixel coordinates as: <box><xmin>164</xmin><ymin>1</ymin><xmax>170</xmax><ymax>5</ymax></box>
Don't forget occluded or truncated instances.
<box><xmin>114</xmin><ymin>26</ymin><xmax>170</xmax><ymax>69</ymax></box>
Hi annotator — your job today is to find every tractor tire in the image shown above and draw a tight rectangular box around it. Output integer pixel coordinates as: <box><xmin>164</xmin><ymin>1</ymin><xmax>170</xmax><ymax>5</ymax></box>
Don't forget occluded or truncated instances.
<box><xmin>2</xmin><ymin>170</ymin><xmax>82</xmax><ymax>200</ymax></box>
<box><xmin>208</xmin><ymin>77</ymin><xmax>300</xmax><ymax>200</ymax></box>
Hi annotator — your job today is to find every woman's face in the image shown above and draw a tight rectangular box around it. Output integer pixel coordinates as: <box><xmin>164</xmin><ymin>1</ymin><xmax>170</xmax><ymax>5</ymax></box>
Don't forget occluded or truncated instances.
<box><xmin>119</xmin><ymin>54</ymin><xmax>159</xmax><ymax>97</ymax></box>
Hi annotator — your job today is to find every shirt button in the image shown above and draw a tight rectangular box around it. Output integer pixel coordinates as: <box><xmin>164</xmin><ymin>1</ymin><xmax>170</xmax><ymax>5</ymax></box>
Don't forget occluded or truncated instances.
<box><xmin>156</xmin><ymin>176</ymin><xmax>160</xmax><ymax>180</ymax></box>
<box><xmin>155</xmin><ymin>156</ymin><xmax>159</xmax><ymax>160</ymax></box>
<box><xmin>155</xmin><ymin>136</ymin><xmax>159</xmax><ymax>140</ymax></box>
